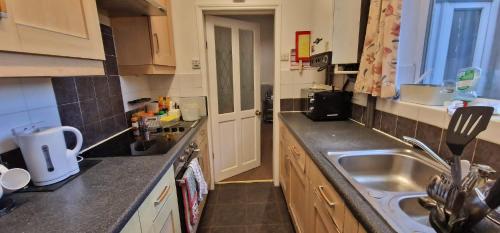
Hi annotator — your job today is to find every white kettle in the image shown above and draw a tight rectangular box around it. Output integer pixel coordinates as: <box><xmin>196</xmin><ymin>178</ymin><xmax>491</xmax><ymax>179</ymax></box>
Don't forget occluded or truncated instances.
<box><xmin>14</xmin><ymin>126</ymin><xmax>83</xmax><ymax>186</ymax></box>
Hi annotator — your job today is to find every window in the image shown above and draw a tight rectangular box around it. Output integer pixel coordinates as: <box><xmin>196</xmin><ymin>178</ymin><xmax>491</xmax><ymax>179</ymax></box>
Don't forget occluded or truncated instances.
<box><xmin>421</xmin><ymin>0</ymin><xmax>500</xmax><ymax>99</ymax></box>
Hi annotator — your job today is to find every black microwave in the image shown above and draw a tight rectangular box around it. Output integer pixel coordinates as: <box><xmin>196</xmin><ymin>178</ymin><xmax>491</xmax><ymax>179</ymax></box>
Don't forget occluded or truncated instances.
<box><xmin>300</xmin><ymin>88</ymin><xmax>352</xmax><ymax>121</ymax></box>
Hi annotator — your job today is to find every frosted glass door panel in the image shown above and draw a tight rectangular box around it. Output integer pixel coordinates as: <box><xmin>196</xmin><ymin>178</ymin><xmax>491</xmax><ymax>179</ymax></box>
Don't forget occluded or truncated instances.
<box><xmin>239</xmin><ymin>29</ymin><xmax>255</xmax><ymax>111</ymax></box>
<box><xmin>215</xmin><ymin>26</ymin><xmax>234</xmax><ymax>114</ymax></box>
<box><xmin>443</xmin><ymin>9</ymin><xmax>482</xmax><ymax>83</ymax></box>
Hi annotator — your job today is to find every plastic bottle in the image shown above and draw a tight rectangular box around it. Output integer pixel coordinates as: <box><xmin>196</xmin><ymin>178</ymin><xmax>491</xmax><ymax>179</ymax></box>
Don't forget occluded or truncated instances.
<box><xmin>454</xmin><ymin>67</ymin><xmax>480</xmax><ymax>105</ymax></box>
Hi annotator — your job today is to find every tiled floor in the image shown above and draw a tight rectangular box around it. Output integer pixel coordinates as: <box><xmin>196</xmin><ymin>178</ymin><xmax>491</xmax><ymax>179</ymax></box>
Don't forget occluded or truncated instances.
<box><xmin>198</xmin><ymin>182</ymin><xmax>295</xmax><ymax>233</ymax></box>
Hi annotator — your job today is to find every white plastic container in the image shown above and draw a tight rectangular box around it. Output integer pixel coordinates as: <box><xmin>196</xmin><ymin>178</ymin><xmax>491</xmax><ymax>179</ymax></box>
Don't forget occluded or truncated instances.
<box><xmin>180</xmin><ymin>103</ymin><xmax>200</xmax><ymax>121</ymax></box>
<box><xmin>400</xmin><ymin>84</ymin><xmax>454</xmax><ymax>106</ymax></box>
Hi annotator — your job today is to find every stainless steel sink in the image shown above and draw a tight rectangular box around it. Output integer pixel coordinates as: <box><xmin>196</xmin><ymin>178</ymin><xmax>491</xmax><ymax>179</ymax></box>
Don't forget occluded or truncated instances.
<box><xmin>325</xmin><ymin>149</ymin><xmax>446</xmax><ymax>233</ymax></box>
<box><xmin>337</xmin><ymin>152</ymin><xmax>442</xmax><ymax>192</ymax></box>
<box><xmin>398</xmin><ymin>196</ymin><xmax>431</xmax><ymax>227</ymax></box>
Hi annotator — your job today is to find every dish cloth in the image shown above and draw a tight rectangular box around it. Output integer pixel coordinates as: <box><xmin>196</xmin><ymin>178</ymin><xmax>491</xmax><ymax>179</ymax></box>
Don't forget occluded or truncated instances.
<box><xmin>182</xmin><ymin>167</ymin><xmax>199</xmax><ymax>231</ymax></box>
<box><xmin>188</xmin><ymin>157</ymin><xmax>208</xmax><ymax>201</ymax></box>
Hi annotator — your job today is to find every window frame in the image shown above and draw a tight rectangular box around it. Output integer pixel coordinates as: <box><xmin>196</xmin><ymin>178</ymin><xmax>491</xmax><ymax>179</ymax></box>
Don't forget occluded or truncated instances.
<box><xmin>398</xmin><ymin>0</ymin><xmax>500</xmax><ymax>99</ymax></box>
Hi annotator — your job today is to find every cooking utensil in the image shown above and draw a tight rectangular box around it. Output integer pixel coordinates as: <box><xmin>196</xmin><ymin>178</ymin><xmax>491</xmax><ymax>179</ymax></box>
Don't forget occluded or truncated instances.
<box><xmin>462</xmin><ymin>179</ymin><xmax>500</xmax><ymax>229</ymax></box>
<box><xmin>446</xmin><ymin>106</ymin><xmax>494</xmax><ymax>187</ymax></box>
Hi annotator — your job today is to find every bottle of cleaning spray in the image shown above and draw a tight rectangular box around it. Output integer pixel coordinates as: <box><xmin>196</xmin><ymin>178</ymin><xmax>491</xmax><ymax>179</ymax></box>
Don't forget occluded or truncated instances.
<box><xmin>454</xmin><ymin>67</ymin><xmax>480</xmax><ymax>107</ymax></box>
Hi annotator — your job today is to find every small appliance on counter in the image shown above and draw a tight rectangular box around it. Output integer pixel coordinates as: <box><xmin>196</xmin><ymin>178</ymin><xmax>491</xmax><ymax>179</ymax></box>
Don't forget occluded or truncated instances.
<box><xmin>12</xmin><ymin>124</ymin><xmax>83</xmax><ymax>186</ymax></box>
<box><xmin>304</xmin><ymin>51</ymin><xmax>353</xmax><ymax>121</ymax></box>
<box><xmin>301</xmin><ymin>82</ymin><xmax>352</xmax><ymax>121</ymax></box>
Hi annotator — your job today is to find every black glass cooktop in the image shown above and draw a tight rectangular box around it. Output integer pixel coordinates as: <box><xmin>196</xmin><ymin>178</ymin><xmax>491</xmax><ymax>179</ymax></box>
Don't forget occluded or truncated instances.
<box><xmin>81</xmin><ymin>122</ymin><xmax>193</xmax><ymax>158</ymax></box>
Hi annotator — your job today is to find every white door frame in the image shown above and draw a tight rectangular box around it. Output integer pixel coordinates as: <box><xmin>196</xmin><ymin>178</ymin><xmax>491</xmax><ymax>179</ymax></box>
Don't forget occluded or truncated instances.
<box><xmin>195</xmin><ymin>1</ymin><xmax>282</xmax><ymax>188</ymax></box>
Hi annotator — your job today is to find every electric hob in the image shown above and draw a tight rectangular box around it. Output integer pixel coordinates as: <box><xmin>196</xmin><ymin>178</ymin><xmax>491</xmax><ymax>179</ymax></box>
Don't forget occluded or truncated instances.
<box><xmin>81</xmin><ymin>121</ymin><xmax>194</xmax><ymax>158</ymax></box>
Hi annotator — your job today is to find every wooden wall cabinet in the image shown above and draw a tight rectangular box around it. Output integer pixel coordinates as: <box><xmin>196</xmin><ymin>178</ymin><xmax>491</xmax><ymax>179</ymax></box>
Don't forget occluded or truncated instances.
<box><xmin>0</xmin><ymin>0</ymin><xmax>105</xmax><ymax>77</ymax></box>
<box><xmin>111</xmin><ymin>0</ymin><xmax>175</xmax><ymax>76</ymax></box>
<box><xmin>280</xmin><ymin>121</ymin><xmax>368</xmax><ymax>233</ymax></box>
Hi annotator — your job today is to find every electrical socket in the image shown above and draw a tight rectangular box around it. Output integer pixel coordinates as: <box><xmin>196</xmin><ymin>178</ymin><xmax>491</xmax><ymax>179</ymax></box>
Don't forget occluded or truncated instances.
<box><xmin>192</xmin><ymin>59</ymin><xmax>200</xmax><ymax>69</ymax></box>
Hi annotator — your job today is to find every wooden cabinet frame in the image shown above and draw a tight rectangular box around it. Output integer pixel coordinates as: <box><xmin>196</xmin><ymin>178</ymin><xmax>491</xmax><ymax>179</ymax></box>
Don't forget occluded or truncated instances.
<box><xmin>280</xmin><ymin>120</ymin><xmax>368</xmax><ymax>233</ymax></box>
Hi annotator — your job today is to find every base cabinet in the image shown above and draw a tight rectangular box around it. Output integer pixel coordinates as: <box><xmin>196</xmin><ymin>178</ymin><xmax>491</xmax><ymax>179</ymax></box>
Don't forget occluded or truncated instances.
<box><xmin>280</xmin><ymin>120</ymin><xmax>368</xmax><ymax>233</ymax></box>
<box><xmin>289</xmin><ymin>160</ymin><xmax>307</xmax><ymax>233</ymax></box>
<box><xmin>121</xmin><ymin>166</ymin><xmax>181</xmax><ymax>233</ymax></box>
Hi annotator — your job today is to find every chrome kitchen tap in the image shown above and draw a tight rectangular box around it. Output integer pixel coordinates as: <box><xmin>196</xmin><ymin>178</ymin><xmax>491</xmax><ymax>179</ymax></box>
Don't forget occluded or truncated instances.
<box><xmin>403</xmin><ymin>136</ymin><xmax>451</xmax><ymax>170</ymax></box>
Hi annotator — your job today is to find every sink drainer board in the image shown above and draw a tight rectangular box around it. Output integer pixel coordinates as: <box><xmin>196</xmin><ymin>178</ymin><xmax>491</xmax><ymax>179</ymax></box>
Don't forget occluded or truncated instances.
<box><xmin>326</xmin><ymin>149</ymin><xmax>447</xmax><ymax>233</ymax></box>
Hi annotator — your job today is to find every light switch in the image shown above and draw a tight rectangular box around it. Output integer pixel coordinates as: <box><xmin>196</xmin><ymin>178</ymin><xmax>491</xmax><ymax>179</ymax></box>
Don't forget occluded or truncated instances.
<box><xmin>192</xmin><ymin>59</ymin><xmax>200</xmax><ymax>69</ymax></box>
<box><xmin>280</xmin><ymin>53</ymin><xmax>289</xmax><ymax>61</ymax></box>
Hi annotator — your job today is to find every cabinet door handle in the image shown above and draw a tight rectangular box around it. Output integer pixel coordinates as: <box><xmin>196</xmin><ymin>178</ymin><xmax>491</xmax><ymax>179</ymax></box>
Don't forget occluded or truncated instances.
<box><xmin>318</xmin><ymin>186</ymin><xmax>336</xmax><ymax>207</ymax></box>
<box><xmin>154</xmin><ymin>33</ymin><xmax>160</xmax><ymax>54</ymax></box>
<box><xmin>0</xmin><ymin>0</ymin><xmax>7</xmax><ymax>19</ymax></box>
<box><xmin>317</xmin><ymin>186</ymin><xmax>342</xmax><ymax>232</ymax></box>
<box><xmin>290</xmin><ymin>146</ymin><xmax>300</xmax><ymax>157</ymax></box>
<box><xmin>154</xmin><ymin>185</ymin><xmax>171</xmax><ymax>206</ymax></box>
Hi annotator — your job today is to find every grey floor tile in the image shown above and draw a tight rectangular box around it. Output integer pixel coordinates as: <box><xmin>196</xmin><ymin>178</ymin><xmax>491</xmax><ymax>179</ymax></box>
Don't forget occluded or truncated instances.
<box><xmin>245</xmin><ymin>203</ymin><xmax>283</xmax><ymax>225</ymax></box>
<box><xmin>211</xmin><ymin>226</ymin><xmax>247</xmax><ymax>233</ymax></box>
<box><xmin>246</xmin><ymin>183</ymin><xmax>276</xmax><ymax>204</ymax></box>
<box><xmin>213</xmin><ymin>204</ymin><xmax>246</xmax><ymax>226</ymax></box>
<box><xmin>247</xmin><ymin>224</ymin><xmax>294</xmax><ymax>233</ymax></box>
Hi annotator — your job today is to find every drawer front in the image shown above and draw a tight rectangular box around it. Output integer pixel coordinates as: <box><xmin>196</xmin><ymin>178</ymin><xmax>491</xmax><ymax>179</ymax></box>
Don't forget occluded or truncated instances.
<box><xmin>139</xmin><ymin>166</ymin><xmax>176</xmax><ymax>233</ymax></box>
<box><xmin>288</xmin><ymin>139</ymin><xmax>306</xmax><ymax>173</ymax></box>
<box><xmin>152</xmin><ymin>186</ymin><xmax>181</xmax><ymax>233</ymax></box>
<box><xmin>120</xmin><ymin>212</ymin><xmax>142</xmax><ymax>233</ymax></box>
<box><xmin>311</xmin><ymin>189</ymin><xmax>341</xmax><ymax>233</ymax></box>
<box><xmin>308</xmin><ymin>158</ymin><xmax>345</xmax><ymax>231</ymax></box>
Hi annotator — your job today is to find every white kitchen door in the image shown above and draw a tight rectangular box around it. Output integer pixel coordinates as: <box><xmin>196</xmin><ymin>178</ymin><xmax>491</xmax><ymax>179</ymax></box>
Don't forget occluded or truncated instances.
<box><xmin>206</xmin><ymin>15</ymin><xmax>261</xmax><ymax>182</ymax></box>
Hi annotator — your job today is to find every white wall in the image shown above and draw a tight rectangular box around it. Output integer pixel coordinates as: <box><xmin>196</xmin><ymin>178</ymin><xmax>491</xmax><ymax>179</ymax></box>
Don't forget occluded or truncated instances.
<box><xmin>0</xmin><ymin>78</ymin><xmax>61</xmax><ymax>153</ymax></box>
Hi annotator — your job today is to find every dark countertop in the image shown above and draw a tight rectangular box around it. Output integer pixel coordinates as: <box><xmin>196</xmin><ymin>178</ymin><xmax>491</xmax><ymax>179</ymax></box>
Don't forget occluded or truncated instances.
<box><xmin>0</xmin><ymin>117</ymin><xmax>207</xmax><ymax>233</ymax></box>
<box><xmin>279</xmin><ymin>112</ymin><xmax>500</xmax><ymax>233</ymax></box>
<box><xmin>279</xmin><ymin>112</ymin><xmax>401</xmax><ymax>233</ymax></box>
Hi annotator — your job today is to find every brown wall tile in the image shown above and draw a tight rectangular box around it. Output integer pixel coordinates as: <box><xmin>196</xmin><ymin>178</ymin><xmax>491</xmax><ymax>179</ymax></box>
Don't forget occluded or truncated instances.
<box><xmin>439</xmin><ymin>131</ymin><xmax>476</xmax><ymax>162</ymax></box>
<box><xmin>473</xmin><ymin>140</ymin><xmax>500</xmax><ymax>179</ymax></box>
<box><xmin>280</xmin><ymin>99</ymin><xmax>293</xmax><ymax>111</ymax></box>
<box><xmin>415</xmin><ymin>122</ymin><xmax>443</xmax><ymax>153</ymax></box>
<box><xmin>395</xmin><ymin>116</ymin><xmax>417</xmax><ymax>140</ymax></box>
<box><xmin>416</xmin><ymin>122</ymin><xmax>443</xmax><ymax>151</ymax></box>
<box><xmin>373</xmin><ymin>110</ymin><xmax>382</xmax><ymax>130</ymax></box>
<box><xmin>380</xmin><ymin>112</ymin><xmax>397</xmax><ymax>136</ymax></box>
<box><xmin>351</xmin><ymin>104</ymin><xmax>364</xmax><ymax>122</ymax></box>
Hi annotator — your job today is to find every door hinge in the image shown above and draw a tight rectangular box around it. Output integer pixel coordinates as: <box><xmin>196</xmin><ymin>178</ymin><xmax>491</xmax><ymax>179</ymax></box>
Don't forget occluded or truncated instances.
<box><xmin>205</xmin><ymin>41</ymin><xmax>208</xmax><ymax>49</ymax></box>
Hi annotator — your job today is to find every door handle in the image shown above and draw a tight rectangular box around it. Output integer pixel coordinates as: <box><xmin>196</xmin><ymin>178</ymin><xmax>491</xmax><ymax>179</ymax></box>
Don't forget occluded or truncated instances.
<box><xmin>255</xmin><ymin>110</ymin><xmax>261</xmax><ymax>116</ymax></box>
<box><xmin>154</xmin><ymin>33</ymin><xmax>160</xmax><ymax>54</ymax></box>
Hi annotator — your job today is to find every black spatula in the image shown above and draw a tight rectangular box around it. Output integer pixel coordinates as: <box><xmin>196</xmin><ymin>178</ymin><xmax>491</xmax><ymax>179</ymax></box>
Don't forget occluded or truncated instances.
<box><xmin>445</xmin><ymin>106</ymin><xmax>494</xmax><ymax>224</ymax></box>
<box><xmin>446</xmin><ymin>106</ymin><xmax>494</xmax><ymax>186</ymax></box>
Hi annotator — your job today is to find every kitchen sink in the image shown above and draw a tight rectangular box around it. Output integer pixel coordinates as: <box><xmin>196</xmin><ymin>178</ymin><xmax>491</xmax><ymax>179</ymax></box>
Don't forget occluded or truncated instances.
<box><xmin>398</xmin><ymin>196</ymin><xmax>431</xmax><ymax>227</ymax></box>
<box><xmin>325</xmin><ymin>149</ymin><xmax>446</xmax><ymax>233</ymax></box>
<box><xmin>337</xmin><ymin>151</ymin><xmax>442</xmax><ymax>192</ymax></box>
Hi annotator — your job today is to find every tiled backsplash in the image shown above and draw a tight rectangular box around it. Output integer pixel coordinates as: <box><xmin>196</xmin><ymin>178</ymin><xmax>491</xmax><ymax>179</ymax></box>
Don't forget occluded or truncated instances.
<box><xmin>280</xmin><ymin>98</ymin><xmax>307</xmax><ymax>112</ymax></box>
<box><xmin>0</xmin><ymin>78</ymin><xmax>61</xmax><ymax>154</ymax></box>
<box><xmin>353</xmin><ymin>103</ymin><xmax>500</xmax><ymax>178</ymax></box>
<box><xmin>52</xmin><ymin>24</ymin><xmax>126</xmax><ymax>149</ymax></box>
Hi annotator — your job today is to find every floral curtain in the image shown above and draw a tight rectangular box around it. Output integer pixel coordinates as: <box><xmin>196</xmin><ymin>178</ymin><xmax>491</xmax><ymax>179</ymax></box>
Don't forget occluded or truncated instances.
<box><xmin>354</xmin><ymin>0</ymin><xmax>402</xmax><ymax>98</ymax></box>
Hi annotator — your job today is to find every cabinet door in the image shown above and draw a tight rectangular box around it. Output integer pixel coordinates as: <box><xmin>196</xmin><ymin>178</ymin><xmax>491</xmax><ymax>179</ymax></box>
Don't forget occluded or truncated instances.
<box><xmin>152</xmin><ymin>189</ymin><xmax>181</xmax><ymax>233</ymax></box>
<box><xmin>311</xmin><ymin>190</ymin><xmax>341</xmax><ymax>233</ymax></box>
<box><xmin>279</xmin><ymin>135</ymin><xmax>290</xmax><ymax>202</ymax></box>
<box><xmin>343</xmin><ymin>208</ymin><xmax>359</xmax><ymax>233</ymax></box>
<box><xmin>289</xmin><ymin>160</ymin><xmax>307</xmax><ymax>233</ymax></box>
<box><xmin>121</xmin><ymin>212</ymin><xmax>142</xmax><ymax>233</ymax></box>
<box><xmin>149</xmin><ymin>1</ymin><xmax>175</xmax><ymax>66</ymax></box>
<box><xmin>0</xmin><ymin>0</ymin><xmax>104</xmax><ymax>60</ymax></box>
